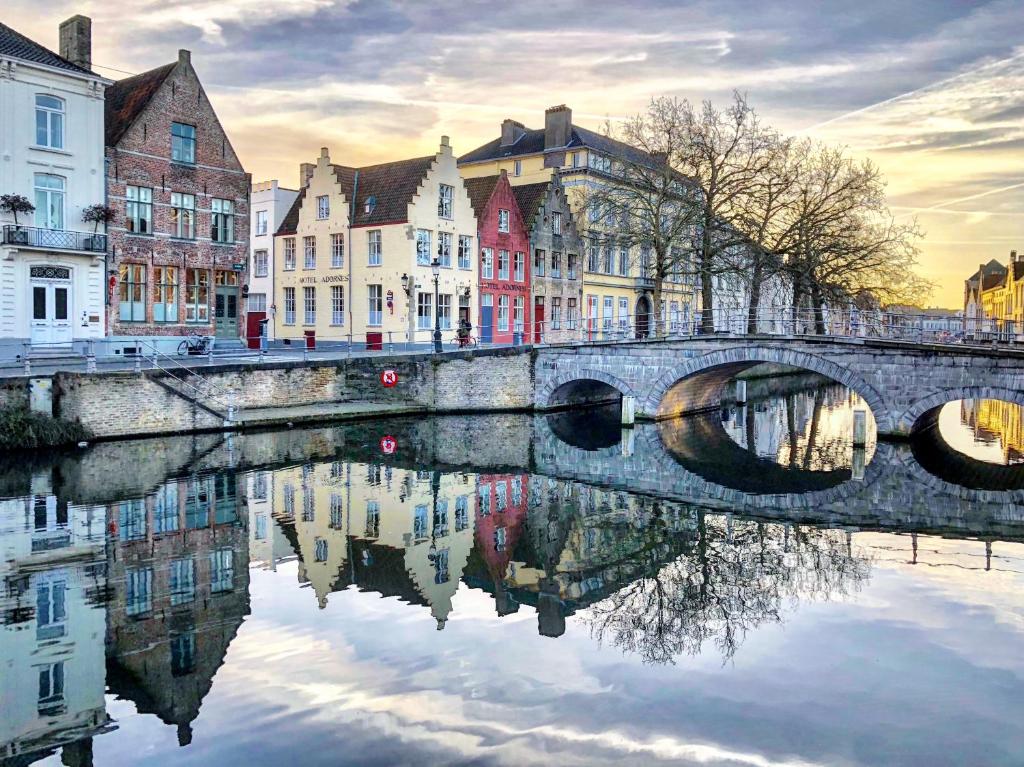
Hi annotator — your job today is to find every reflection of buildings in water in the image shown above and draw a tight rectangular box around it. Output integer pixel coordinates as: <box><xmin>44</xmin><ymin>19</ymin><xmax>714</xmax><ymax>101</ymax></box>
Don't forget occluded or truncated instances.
<box><xmin>105</xmin><ymin>472</ymin><xmax>250</xmax><ymax>747</ymax></box>
<box><xmin>0</xmin><ymin>493</ymin><xmax>110</xmax><ymax>765</ymax></box>
<box><xmin>247</xmin><ymin>471</ymin><xmax>297</xmax><ymax>572</ymax></box>
<box><xmin>961</xmin><ymin>399</ymin><xmax>1024</xmax><ymax>465</ymax></box>
<box><xmin>719</xmin><ymin>383</ymin><xmax>876</xmax><ymax>470</ymax></box>
<box><xmin>266</xmin><ymin>462</ymin><xmax>476</xmax><ymax>629</ymax></box>
<box><xmin>473</xmin><ymin>474</ymin><xmax>529</xmax><ymax>617</ymax></box>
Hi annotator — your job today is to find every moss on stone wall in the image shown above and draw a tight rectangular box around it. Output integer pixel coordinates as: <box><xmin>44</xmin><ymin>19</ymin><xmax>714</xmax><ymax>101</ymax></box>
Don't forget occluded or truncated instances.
<box><xmin>0</xmin><ymin>406</ymin><xmax>92</xmax><ymax>451</ymax></box>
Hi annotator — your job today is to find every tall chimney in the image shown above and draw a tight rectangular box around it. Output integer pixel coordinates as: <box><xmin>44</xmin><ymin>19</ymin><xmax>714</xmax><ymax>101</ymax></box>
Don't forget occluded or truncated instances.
<box><xmin>500</xmin><ymin>119</ymin><xmax>526</xmax><ymax>147</ymax></box>
<box><xmin>544</xmin><ymin>105</ymin><xmax>572</xmax><ymax>150</ymax></box>
<box><xmin>299</xmin><ymin>162</ymin><xmax>315</xmax><ymax>188</ymax></box>
<box><xmin>59</xmin><ymin>15</ymin><xmax>91</xmax><ymax>71</ymax></box>
<box><xmin>1011</xmin><ymin>250</ymin><xmax>1018</xmax><ymax>263</ymax></box>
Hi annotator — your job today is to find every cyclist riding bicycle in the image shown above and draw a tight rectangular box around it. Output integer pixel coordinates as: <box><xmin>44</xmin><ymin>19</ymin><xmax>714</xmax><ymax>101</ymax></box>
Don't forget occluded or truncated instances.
<box><xmin>457</xmin><ymin>318</ymin><xmax>473</xmax><ymax>348</ymax></box>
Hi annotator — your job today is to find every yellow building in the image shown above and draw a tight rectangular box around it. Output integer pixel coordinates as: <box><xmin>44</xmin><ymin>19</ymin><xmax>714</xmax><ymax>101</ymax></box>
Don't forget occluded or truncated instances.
<box><xmin>274</xmin><ymin>138</ymin><xmax>478</xmax><ymax>346</ymax></box>
<box><xmin>459</xmin><ymin>105</ymin><xmax>697</xmax><ymax>336</ymax></box>
<box><xmin>269</xmin><ymin>461</ymin><xmax>476</xmax><ymax>626</ymax></box>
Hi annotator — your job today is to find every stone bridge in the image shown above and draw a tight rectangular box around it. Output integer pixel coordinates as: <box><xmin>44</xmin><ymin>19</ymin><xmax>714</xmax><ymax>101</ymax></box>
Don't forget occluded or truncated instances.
<box><xmin>533</xmin><ymin>416</ymin><xmax>1024</xmax><ymax>539</ymax></box>
<box><xmin>534</xmin><ymin>336</ymin><xmax>1024</xmax><ymax>436</ymax></box>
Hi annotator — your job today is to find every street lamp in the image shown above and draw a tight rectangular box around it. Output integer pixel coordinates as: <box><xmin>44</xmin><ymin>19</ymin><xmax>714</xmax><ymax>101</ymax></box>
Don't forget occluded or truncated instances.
<box><xmin>431</xmin><ymin>257</ymin><xmax>442</xmax><ymax>353</ymax></box>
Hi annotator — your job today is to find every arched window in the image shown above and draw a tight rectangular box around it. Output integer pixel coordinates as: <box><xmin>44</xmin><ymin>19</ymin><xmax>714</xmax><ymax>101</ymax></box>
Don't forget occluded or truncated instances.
<box><xmin>35</xmin><ymin>95</ymin><xmax>65</xmax><ymax>149</ymax></box>
<box><xmin>34</xmin><ymin>174</ymin><xmax>65</xmax><ymax>230</ymax></box>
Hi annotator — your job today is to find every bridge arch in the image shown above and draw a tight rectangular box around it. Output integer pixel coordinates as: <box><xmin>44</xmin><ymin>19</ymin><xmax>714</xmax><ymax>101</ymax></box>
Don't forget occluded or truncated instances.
<box><xmin>642</xmin><ymin>346</ymin><xmax>892</xmax><ymax>431</ymax></box>
<box><xmin>540</xmin><ymin>368</ymin><xmax>639</xmax><ymax>410</ymax></box>
<box><xmin>902</xmin><ymin>386</ymin><xmax>1024</xmax><ymax>436</ymax></box>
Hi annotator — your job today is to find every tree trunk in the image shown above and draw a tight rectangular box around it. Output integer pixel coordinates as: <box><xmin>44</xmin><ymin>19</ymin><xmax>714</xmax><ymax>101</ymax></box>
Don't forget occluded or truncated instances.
<box><xmin>747</xmin><ymin>260</ymin><xmax>763</xmax><ymax>334</ymax></box>
<box><xmin>700</xmin><ymin>219</ymin><xmax>715</xmax><ymax>334</ymax></box>
<box><xmin>811</xmin><ymin>284</ymin><xmax>825</xmax><ymax>335</ymax></box>
<box><xmin>790</xmin><ymin>274</ymin><xmax>803</xmax><ymax>334</ymax></box>
<box><xmin>653</xmin><ymin>277</ymin><xmax>664</xmax><ymax>338</ymax></box>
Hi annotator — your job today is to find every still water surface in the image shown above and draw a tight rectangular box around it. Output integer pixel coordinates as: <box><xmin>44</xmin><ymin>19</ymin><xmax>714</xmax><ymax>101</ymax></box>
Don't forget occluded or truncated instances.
<box><xmin>3</xmin><ymin>380</ymin><xmax>1024</xmax><ymax>766</ymax></box>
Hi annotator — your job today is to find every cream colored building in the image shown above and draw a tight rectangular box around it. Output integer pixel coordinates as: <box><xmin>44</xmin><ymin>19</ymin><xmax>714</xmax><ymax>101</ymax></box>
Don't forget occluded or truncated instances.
<box><xmin>273</xmin><ymin>138</ymin><xmax>478</xmax><ymax>347</ymax></box>
<box><xmin>271</xmin><ymin>460</ymin><xmax>476</xmax><ymax>627</ymax></box>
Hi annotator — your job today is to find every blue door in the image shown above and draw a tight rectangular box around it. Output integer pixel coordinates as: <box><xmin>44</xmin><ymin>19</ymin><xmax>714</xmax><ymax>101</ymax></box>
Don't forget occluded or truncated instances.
<box><xmin>481</xmin><ymin>296</ymin><xmax>493</xmax><ymax>344</ymax></box>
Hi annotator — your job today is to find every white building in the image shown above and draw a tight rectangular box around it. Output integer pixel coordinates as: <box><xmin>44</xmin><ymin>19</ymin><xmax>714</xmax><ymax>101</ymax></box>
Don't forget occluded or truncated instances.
<box><xmin>0</xmin><ymin>18</ymin><xmax>111</xmax><ymax>354</ymax></box>
<box><xmin>249</xmin><ymin>179</ymin><xmax>298</xmax><ymax>342</ymax></box>
<box><xmin>0</xmin><ymin>491</ymin><xmax>109</xmax><ymax>762</ymax></box>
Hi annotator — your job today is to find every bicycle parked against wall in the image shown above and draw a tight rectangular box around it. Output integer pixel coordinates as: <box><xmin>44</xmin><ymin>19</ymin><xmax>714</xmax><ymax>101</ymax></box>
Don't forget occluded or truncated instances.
<box><xmin>450</xmin><ymin>333</ymin><xmax>477</xmax><ymax>349</ymax></box>
<box><xmin>177</xmin><ymin>332</ymin><xmax>212</xmax><ymax>357</ymax></box>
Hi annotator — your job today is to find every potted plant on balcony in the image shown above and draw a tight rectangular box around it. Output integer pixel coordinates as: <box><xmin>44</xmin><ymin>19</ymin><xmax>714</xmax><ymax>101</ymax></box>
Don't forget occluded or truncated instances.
<box><xmin>0</xmin><ymin>194</ymin><xmax>35</xmax><ymax>245</ymax></box>
<box><xmin>81</xmin><ymin>204</ymin><xmax>116</xmax><ymax>251</ymax></box>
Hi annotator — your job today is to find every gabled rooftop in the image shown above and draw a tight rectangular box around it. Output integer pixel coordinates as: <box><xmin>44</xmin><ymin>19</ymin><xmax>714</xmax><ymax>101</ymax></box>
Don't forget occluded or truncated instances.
<box><xmin>104</xmin><ymin>61</ymin><xmax>177</xmax><ymax>146</ymax></box>
<box><xmin>277</xmin><ymin>153</ymin><xmax>438</xmax><ymax>235</ymax></box>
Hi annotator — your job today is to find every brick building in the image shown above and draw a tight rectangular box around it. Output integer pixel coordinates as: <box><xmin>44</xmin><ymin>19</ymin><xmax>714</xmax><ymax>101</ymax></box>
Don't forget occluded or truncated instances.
<box><xmin>463</xmin><ymin>171</ymin><xmax>531</xmax><ymax>344</ymax></box>
<box><xmin>511</xmin><ymin>173</ymin><xmax>584</xmax><ymax>343</ymax></box>
<box><xmin>104</xmin><ymin>49</ymin><xmax>250</xmax><ymax>353</ymax></box>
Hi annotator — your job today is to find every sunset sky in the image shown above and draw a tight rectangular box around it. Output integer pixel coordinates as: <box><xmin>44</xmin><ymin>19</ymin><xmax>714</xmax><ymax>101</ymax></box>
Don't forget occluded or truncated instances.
<box><xmin>14</xmin><ymin>0</ymin><xmax>1024</xmax><ymax>308</ymax></box>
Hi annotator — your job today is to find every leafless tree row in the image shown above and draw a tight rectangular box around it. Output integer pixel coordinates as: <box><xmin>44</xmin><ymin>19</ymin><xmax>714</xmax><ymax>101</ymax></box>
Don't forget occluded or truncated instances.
<box><xmin>583</xmin><ymin>94</ymin><xmax>930</xmax><ymax>334</ymax></box>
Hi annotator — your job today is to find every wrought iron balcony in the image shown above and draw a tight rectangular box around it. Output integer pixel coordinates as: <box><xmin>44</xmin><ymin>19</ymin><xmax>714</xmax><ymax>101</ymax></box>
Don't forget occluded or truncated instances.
<box><xmin>2</xmin><ymin>225</ymin><xmax>107</xmax><ymax>253</ymax></box>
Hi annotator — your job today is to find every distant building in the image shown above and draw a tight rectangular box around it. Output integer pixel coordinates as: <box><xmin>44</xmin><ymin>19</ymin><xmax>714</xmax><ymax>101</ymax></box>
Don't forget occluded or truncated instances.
<box><xmin>248</xmin><ymin>180</ymin><xmax>298</xmax><ymax>344</ymax></box>
<box><xmin>0</xmin><ymin>18</ymin><xmax>111</xmax><ymax>350</ymax></box>
<box><xmin>963</xmin><ymin>255</ymin><xmax>1015</xmax><ymax>336</ymax></box>
<box><xmin>104</xmin><ymin>48</ymin><xmax>250</xmax><ymax>353</ymax></box>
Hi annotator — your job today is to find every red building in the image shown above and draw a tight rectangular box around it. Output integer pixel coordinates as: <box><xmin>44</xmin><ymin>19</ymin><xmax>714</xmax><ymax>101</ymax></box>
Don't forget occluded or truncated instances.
<box><xmin>104</xmin><ymin>49</ymin><xmax>250</xmax><ymax>352</ymax></box>
<box><xmin>475</xmin><ymin>473</ymin><xmax>529</xmax><ymax>616</ymax></box>
<box><xmin>463</xmin><ymin>172</ymin><xmax>531</xmax><ymax>344</ymax></box>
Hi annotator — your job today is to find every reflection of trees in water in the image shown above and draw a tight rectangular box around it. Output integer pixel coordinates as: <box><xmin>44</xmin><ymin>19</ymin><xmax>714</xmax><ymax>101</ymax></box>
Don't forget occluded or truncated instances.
<box><xmin>720</xmin><ymin>383</ymin><xmax>875</xmax><ymax>471</ymax></box>
<box><xmin>586</xmin><ymin>513</ymin><xmax>871</xmax><ymax>664</ymax></box>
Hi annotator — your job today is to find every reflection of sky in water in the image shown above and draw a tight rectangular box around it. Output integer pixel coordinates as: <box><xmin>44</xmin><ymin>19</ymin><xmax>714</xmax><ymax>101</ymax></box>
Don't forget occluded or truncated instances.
<box><xmin>49</xmin><ymin>535</ymin><xmax>1024</xmax><ymax>767</ymax></box>
<box><xmin>939</xmin><ymin>400</ymin><xmax>1024</xmax><ymax>466</ymax></box>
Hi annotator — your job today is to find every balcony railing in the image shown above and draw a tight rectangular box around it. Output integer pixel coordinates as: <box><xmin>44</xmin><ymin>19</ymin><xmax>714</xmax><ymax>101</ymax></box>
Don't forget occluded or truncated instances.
<box><xmin>2</xmin><ymin>225</ymin><xmax>107</xmax><ymax>253</ymax></box>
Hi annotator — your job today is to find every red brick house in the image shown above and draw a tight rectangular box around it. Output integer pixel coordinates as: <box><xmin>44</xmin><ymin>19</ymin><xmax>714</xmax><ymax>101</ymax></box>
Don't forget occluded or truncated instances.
<box><xmin>463</xmin><ymin>171</ymin><xmax>531</xmax><ymax>344</ymax></box>
<box><xmin>104</xmin><ymin>50</ymin><xmax>250</xmax><ymax>352</ymax></box>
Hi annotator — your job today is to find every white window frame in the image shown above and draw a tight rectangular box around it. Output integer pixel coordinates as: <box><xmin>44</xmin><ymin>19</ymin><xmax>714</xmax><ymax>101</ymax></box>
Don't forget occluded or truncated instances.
<box><xmin>498</xmin><ymin>250</ymin><xmax>510</xmax><ymax>280</ymax></box>
<box><xmin>331</xmin><ymin>233</ymin><xmax>345</xmax><ymax>268</ymax></box>
<box><xmin>498</xmin><ymin>209</ymin><xmax>510</xmax><ymax>233</ymax></box>
<box><xmin>303</xmin><ymin>286</ymin><xmax>316</xmax><ymax>325</ymax></box>
<box><xmin>170</xmin><ymin>192</ymin><xmax>195</xmax><ymax>239</ymax></box>
<box><xmin>513</xmin><ymin>295</ymin><xmax>524</xmax><ymax>332</ymax></box>
<box><xmin>438</xmin><ymin>184</ymin><xmax>454</xmax><ymax>219</ymax></box>
<box><xmin>552</xmin><ymin>211</ymin><xmax>562</xmax><ymax>234</ymax></box>
<box><xmin>498</xmin><ymin>295</ymin><xmax>509</xmax><ymax>332</ymax></box>
<box><xmin>126</xmin><ymin>185</ymin><xmax>153</xmax><ymax>235</ymax></box>
<box><xmin>368</xmin><ymin>230</ymin><xmax>382</xmax><ymax>266</ymax></box>
<box><xmin>458</xmin><ymin>235</ymin><xmax>472</xmax><ymax>270</ymax></box>
<box><xmin>417</xmin><ymin>292</ymin><xmax>433</xmax><ymax>330</ymax></box>
<box><xmin>438</xmin><ymin>293</ymin><xmax>452</xmax><ymax>330</ymax></box>
<box><xmin>303</xmin><ymin>236</ymin><xmax>316</xmax><ymax>269</ymax></box>
<box><xmin>331</xmin><ymin>285</ymin><xmax>345</xmax><ymax>325</ymax></box>
<box><xmin>368</xmin><ymin>284</ymin><xmax>383</xmax><ymax>326</ymax></box>
<box><xmin>255</xmin><ymin>209</ymin><xmax>268</xmax><ymax>236</ymax></box>
<box><xmin>481</xmin><ymin>248</ymin><xmax>494</xmax><ymax>279</ymax></box>
<box><xmin>513</xmin><ymin>251</ymin><xmax>525</xmax><ymax>282</ymax></box>
<box><xmin>254</xmin><ymin>249</ymin><xmax>268</xmax><ymax>277</ymax></box>
<box><xmin>283</xmin><ymin>286</ymin><xmax>296</xmax><ymax>324</ymax></box>
<box><xmin>316</xmin><ymin>195</ymin><xmax>330</xmax><ymax>220</ymax></box>
<box><xmin>34</xmin><ymin>173</ymin><xmax>65</xmax><ymax>230</ymax></box>
<box><xmin>437</xmin><ymin>231</ymin><xmax>452</xmax><ymax>267</ymax></box>
<box><xmin>416</xmin><ymin>229</ymin><xmax>432</xmax><ymax>266</ymax></box>
<box><xmin>283</xmin><ymin>238</ymin><xmax>296</xmax><ymax>270</ymax></box>
<box><xmin>35</xmin><ymin>94</ymin><xmax>64</xmax><ymax>149</ymax></box>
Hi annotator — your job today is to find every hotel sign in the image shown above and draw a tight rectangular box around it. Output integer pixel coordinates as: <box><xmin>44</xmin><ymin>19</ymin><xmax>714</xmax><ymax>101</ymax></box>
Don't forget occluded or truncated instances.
<box><xmin>299</xmin><ymin>274</ymin><xmax>349</xmax><ymax>285</ymax></box>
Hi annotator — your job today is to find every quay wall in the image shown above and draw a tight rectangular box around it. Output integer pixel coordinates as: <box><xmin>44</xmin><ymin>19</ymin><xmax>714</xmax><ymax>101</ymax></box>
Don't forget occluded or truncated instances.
<box><xmin>48</xmin><ymin>346</ymin><xmax>535</xmax><ymax>439</ymax></box>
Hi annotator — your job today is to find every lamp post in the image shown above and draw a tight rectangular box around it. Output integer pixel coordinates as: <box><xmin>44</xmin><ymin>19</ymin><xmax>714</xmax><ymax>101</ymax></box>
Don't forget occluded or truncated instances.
<box><xmin>431</xmin><ymin>257</ymin><xmax>442</xmax><ymax>353</ymax></box>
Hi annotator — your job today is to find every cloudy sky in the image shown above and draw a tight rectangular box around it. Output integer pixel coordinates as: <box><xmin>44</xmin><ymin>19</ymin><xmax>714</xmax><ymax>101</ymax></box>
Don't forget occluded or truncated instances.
<box><xmin>15</xmin><ymin>0</ymin><xmax>1024</xmax><ymax>307</ymax></box>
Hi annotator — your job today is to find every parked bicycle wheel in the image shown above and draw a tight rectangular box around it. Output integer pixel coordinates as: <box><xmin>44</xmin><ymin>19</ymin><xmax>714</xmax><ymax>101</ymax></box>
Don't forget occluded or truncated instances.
<box><xmin>177</xmin><ymin>340</ymin><xmax>189</xmax><ymax>356</ymax></box>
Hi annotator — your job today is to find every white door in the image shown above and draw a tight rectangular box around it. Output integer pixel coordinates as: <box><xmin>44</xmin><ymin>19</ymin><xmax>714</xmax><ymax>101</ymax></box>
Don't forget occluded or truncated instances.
<box><xmin>30</xmin><ymin>279</ymin><xmax>73</xmax><ymax>346</ymax></box>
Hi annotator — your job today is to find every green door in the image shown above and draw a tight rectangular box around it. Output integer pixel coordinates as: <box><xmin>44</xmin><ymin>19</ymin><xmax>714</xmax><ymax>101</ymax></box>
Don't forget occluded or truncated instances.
<box><xmin>215</xmin><ymin>285</ymin><xmax>238</xmax><ymax>339</ymax></box>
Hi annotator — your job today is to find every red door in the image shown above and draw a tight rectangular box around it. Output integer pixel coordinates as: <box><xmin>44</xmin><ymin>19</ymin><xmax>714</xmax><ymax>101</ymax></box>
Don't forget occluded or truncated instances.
<box><xmin>534</xmin><ymin>297</ymin><xmax>545</xmax><ymax>343</ymax></box>
<box><xmin>245</xmin><ymin>311</ymin><xmax>266</xmax><ymax>349</ymax></box>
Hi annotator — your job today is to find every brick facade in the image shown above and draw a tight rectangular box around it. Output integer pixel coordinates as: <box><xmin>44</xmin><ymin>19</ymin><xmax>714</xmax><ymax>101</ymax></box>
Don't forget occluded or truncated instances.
<box><xmin>105</xmin><ymin>51</ymin><xmax>250</xmax><ymax>347</ymax></box>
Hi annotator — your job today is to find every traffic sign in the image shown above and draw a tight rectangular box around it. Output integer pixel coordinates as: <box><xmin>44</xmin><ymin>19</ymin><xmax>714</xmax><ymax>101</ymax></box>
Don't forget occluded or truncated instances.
<box><xmin>380</xmin><ymin>369</ymin><xmax>398</xmax><ymax>387</ymax></box>
<box><xmin>380</xmin><ymin>435</ymin><xmax>397</xmax><ymax>454</ymax></box>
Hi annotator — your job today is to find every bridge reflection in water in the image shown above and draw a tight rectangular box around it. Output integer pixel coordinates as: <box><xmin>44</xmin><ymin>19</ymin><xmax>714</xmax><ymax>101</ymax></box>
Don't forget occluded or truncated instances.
<box><xmin>2</xmin><ymin>386</ymin><xmax>1024</xmax><ymax>766</ymax></box>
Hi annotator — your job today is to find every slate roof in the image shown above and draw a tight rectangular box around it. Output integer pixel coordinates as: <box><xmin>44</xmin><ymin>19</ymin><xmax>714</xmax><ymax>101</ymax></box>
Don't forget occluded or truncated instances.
<box><xmin>511</xmin><ymin>182</ymin><xmax>550</xmax><ymax>232</ymax></box>
<box><xmin>966</xmin><ymin>258</ymin><xmax>1007</xmax><ymax>285</ymax></box>
<box><xmin>104</xmin><ymin>62</ymin><xmax>177</xmax><ymax>146</ymax></box>
<box><xmin>0</xmin><ymin>20</ymin><xmax>93</xmax><ymax>75</ymax></box>
<box><xmin>276</xmin><ymin>154</ymin><xmax>437</xmax><ymax>235</ymax></box>
<box><xmin>458</xmin><ymin>123</ymin><xmax>657</xmax><ymax>169</ymax></box>
<box><xmin>462</xmin><ymin>175</ymin><xmax>500</xmax><ymax>221</ymax></box>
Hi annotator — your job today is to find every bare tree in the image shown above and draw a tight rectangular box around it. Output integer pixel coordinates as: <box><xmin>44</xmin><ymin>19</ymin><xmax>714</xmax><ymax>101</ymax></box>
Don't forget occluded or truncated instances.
<box><xmin>579</xmin><ymin>100</ymin><xmax>700</xmax><ymax>337</ymax></box>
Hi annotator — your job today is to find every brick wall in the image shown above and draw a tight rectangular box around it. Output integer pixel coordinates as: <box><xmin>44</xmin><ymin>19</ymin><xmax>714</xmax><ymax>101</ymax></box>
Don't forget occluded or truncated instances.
<box><xmin>106</xmin><ymin>53</ymin><xmax>250</xmax><ymax>339</ymax></box>
<box><xmin>0</xmin><ymin>378</ymin><xmax>29</xmax><ymax>409</ymax></box>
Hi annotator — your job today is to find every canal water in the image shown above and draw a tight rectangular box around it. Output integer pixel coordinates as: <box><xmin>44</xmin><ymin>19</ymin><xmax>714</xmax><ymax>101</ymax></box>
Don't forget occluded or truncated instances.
<box><xmin>3</xmin><ymin>378</ymin><xmax>1024</xmax><ymax>766</ymax></box>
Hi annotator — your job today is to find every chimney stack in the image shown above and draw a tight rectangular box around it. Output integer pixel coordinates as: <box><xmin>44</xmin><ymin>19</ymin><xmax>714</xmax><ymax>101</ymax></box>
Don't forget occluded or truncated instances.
<box><xmin>544</xmin><ymin>105</ymin><xmax>572</xmax><ymax>150</ymax></box>
<box><xmin>500</xmin><ymin>119</ymin><xmax>526</xmax><ymax>147</ymax></box>
<box><xmin>1011</xmin><ymin>250</ymin><xmax>1018</xmax><ymax>263</ymax></box>
<box><xmin>59</xmin><ymin>15</ymin><xmax>91</xmax><ymax>71</ymax></box>
<box><xmin>299</xmin><ymin>162</ymin><xmax>315</xmax><ymax>188</ymax></box>
<box><xmin>178</xmin><ymin>49</ymin><xmax>191</xmax><ymax>65</ymax></box>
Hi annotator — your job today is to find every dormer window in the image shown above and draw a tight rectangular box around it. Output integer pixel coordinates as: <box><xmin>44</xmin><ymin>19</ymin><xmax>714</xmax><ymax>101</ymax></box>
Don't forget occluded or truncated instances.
<box><xmin>35</xmin><ymin>95</ymin><xmax>64</xmax><ymax>149</ymax></box>
<box><xmin>364</xmin><ymin>195</ymin><xmax>376</xmax><ymax>215</ymax></box>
